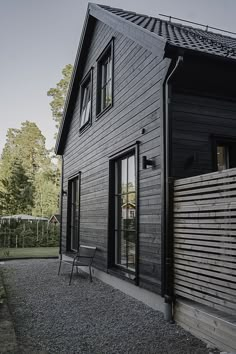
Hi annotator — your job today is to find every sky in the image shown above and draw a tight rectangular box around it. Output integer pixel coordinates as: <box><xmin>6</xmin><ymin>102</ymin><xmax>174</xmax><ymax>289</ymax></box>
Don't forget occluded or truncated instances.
<box><xmin>0</xmin><ymin>0</ymin><xmax>235</xmax><ymax>155</ymax></box>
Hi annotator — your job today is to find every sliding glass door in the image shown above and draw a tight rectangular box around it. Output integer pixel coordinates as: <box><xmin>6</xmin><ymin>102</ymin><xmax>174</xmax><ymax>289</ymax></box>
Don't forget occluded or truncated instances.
<box><xmin>114</xmin><ymin>153</ymin><xmax>136</xmax><ymax>271</ymax></box>
<box><xmin>68</xmin><ymin>174</ymin><xmax>80</xmax><ymax>251</ymax></box>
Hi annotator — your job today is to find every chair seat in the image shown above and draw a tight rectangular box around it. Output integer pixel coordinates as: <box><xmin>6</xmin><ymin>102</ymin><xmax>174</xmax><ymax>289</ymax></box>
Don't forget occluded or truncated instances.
<box><xmin>58</xmin><ymin>245</ymin><xmax>97</xmax><ymax>285</ymax></box>
<box><xmin>62</xmin><ymin>259</ymin><xmax>91</xmax><ymax>266</ymax></box>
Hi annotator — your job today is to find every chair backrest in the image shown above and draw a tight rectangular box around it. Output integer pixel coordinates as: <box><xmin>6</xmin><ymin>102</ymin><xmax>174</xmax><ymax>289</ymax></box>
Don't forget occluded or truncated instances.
<box><xmin>78</xmin><ymin>245</ymin><xmax>96</xmax><ymax>260</ymax></box>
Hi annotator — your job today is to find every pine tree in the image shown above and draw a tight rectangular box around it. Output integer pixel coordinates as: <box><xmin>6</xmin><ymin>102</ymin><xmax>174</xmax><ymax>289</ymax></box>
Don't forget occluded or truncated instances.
<box><xmin>47</xmin><ymin>64</ymin><xmax>73</xmax><ymax>132</ymax></box>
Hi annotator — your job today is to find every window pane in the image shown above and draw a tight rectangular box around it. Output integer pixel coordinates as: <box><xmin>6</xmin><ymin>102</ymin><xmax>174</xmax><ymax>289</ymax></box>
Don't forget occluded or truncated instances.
<box><xmin>128</xmin><ymin>155</ymin><xmax>135</xmax><ymax>192</ymax></box>
<box><xmin>119</xmin><ymin>231</ymin><xmax>127</xmax><ymax>267</ymax></box>
<box><xmin>70</xmin><ymin>177</ymin><xmax>80</xmax><ymax>251</ymax></box>
<box><xmin>98</xmin><ymin>47</ymin><xmax>112</xmax><ymax>114</ymax></box>
<box><xmin>217</xmin><ymin>145</ymin><xmax>229</xmax><ymax>171</ymax></box>
<box><xmin>84</xmin><ymin>99</ymin><xmax>91</xmax><ymax>125</ymax></box>
<box><xmin>114</xmin><ymin>152</ymin><xmax>136</xmax><ymax>272</ymax></box>
<box><xmin>121</xmin><ymin>194</ymin><xmax>127</xmax><ymax>230</ymax></box>
<box><xmin>105</xmin><ymin>81</ymin><xmax>112</xmax><ymax>107</ymax></box>
<box><xmin>80</xmin><ymin>83</ymin><xmax>91</xmax><ymax>128</ymax></box>
<box><xmin>121</xmin><ymin>158</ymin><xmax>127</xmax><ymax>194</ymax></box>
<box><xmin>127</xmin><ymin>193</ymin><xmax>136</xmax><ymax>231</ymax></box>
<box><xmin>101</xmin><ymin>64</ymin><xmax>106</xmax><ymax>87</ymax></box>
<box><xmin>101</xmin><ymin>87</ymin><xmax>106</xmax><ymax>110</ymax></box>
<box><xmin>107</xmin><ymin>58</ymin><xmax>112</xmax><ymax>81</ymax></box>
<box><xmin>127</xmin><ymin>233</ymin><xmax>136</xmax><ymax>271</ymax></box>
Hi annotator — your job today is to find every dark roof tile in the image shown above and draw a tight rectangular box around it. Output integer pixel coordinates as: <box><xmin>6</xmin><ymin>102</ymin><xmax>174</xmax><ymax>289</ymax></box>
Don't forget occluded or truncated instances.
<box><xmin>98</xmin><ymin>4</ymin><xmax>236</xmax><ymax>60</ymax></box>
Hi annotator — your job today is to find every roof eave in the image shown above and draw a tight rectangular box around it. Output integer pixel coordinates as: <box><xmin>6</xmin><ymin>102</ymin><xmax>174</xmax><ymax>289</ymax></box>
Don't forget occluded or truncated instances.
<box><xmin>165</xmin><ymin>41</ymin><xmax>236</xmax><ymax>64</ymax></box>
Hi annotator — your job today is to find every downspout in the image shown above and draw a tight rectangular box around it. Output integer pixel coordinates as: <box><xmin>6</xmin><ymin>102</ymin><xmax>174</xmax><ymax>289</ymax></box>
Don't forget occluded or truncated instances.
<box><xmin>163</xmin><ymin>55</ymin><xmax>183</xmax><ymax>321</ymax></box>
<box><xmin>59</xmin><ymin>155</ymin><xmax>64</xmax><ymax>259</ymax></box>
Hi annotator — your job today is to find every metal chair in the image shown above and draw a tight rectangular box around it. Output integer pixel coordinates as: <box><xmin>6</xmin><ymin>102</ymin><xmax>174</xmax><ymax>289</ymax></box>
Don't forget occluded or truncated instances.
<box><xmin>58</xmin><ymin>245</ymin><xmax>96</xmax><ymax>285</ymax></box>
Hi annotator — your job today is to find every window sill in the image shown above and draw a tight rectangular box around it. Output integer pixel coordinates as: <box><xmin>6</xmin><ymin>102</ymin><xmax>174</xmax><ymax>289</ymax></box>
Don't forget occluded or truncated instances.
<box><xmin>79</xmin><ymin>121</ymin><xmax>91</xmax><ymax>135</ymax></box>
<box><xmin>96</xmin><ymin>103</ymin><xmax>112</xmax><ymax>121</ymax></box>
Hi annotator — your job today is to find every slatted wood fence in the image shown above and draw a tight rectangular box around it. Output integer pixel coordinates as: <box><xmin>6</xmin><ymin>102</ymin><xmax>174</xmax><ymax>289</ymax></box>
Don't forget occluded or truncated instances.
<box><xmin>173</xmin><ymin>168</ymin><xmax>236</xmax><ymax>317</ymax></box>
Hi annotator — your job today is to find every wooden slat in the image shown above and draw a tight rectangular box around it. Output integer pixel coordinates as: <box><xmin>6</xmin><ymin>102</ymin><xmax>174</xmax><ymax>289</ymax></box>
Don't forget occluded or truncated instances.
<box><xmin>174</xmin><ymin>217</ymin><xmax>236</xmax><ymax>224</ymax></box>
<box><xmin>175</xmin><ymin>177</ymin><xmax>236</xmax><ymax>195</ymax></box>
<box><xmin>174</xmin><ymin>257</ymin><xmax>236</xmax><ymax>276</ymax></box>
<box><xmin>175</xmin><ymin>199</ymin><xmax>236</xmax><ymax>208</ymax></box>
<box><xmin>174</xmin><ymin>203</ymin><xmax>236</xmax><ymax>212</ymax></box>
<box><xmin>175</xmin><ymin>284</ymin><xmax>236</xmax><ymax>312</ymax></box>
<box><xmin>174</xmin><ymin>211</ymin><xmax>236</xmax><ymax>218</ymax></box>
<box><xmin>174</xmin><ymin>227</ymin><xmax>236</xmax><ymax>236</ymax></box>
<box><xmin>174</xmin><ymin>238</ymin><xmax>236</xmax><ymax>250</ymax></box>
<box><xmin>174</xmin><ymin>248</ymin><xmax>236</xmax><ymax>263</ymax></box>
<box><xmin>175</xmin><ymin>176</ymin><xmax>236</xmax><ymax>192</ymax></box>
<box><xmin>175</xmin><ymin>289</ymin><xmax>235</xmax><ymax>316</ymax></box>
<box><xmin>174</xmin><ymin>167</ymin><xmax>236</xmax><ymax>187</ymax></box>
<box><xmin>174</xmin><ymin>243</ymin><xmax>236</xmax><ymax>256</ymax></box>
<box><xmin>175</xmin><ymin>267</ymin><xmax>236</xmax><ymax>292</ymax></box>
<box><xmin>175</xmin><ymin>233</ymin><xmax>235</xmax><ymax>242</ymax></box>
<box><xmin>174</xmin><ymin>189</ymin><xmax>236</xmax><ymax>202</ymax></box>
<box><xmin>174</xmin><ymin>263</ymin><xmax>236</xmax><ymax>284</ymax></box>
<box><xmin>174</xmin><ymin>307</ymin><xmax>236</xmax><ymax>352</ymax></box>
<box><xmin>174</xmin><ymin>251</ymin><xmax>236</xmax><ymax>268</ymax></box>
<box><xmin>175</xmin><ymin>222</ymin><xmax>236</xmax><ymax>230</ymax></box>
<box><xmin>175</xmin><ymin>274</ymin><xmax>236</xmax><ymax>300</ymax></box>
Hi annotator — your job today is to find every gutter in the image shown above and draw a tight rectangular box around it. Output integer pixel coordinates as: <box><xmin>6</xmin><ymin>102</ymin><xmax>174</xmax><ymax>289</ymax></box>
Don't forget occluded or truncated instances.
<box><xmin>59</xmin><ymin>156</ymin><xmax>64</xmax><ymax>259</ymax></box>
<box><xmin>162</xmin><ymin>55</ymin><xmax>183</xmax><ymax>321</ymax></box>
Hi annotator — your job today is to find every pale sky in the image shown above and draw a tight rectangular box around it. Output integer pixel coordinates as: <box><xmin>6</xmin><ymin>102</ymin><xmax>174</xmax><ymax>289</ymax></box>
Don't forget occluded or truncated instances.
<box><xmin>0</xmin><ymin>0</ymin><xmax>235</xmax><ymax>155</ymax></box>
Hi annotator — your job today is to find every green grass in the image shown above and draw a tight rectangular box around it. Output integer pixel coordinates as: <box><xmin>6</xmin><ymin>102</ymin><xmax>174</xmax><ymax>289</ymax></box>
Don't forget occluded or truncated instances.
<box><xmin>0</xmin><ymin>247</ymin><xmax>59</xmax><ymax>259</ymax></box>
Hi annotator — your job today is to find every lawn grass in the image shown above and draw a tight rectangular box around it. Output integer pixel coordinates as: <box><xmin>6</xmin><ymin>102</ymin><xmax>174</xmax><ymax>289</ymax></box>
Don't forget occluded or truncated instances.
<box><xmin>0</xmin><ymin>247</ymin><xmax>59</xmax><ymax>259</ymax></box>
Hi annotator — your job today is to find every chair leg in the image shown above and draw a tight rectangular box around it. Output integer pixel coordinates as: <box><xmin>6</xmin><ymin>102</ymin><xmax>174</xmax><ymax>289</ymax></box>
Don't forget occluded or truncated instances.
<box><xmin>89</xmin><ymin>266</ymin><xmax>92</xmax><ymax>282</ymax></box>
<box><xmin>69</xmin><ymin>262</ymin><xmax>75</xmax><ymax>285</ymax></box>
<box><xmin>58</xmin><ymin>259</ymin><xmax>62</xmax><ymax>275</ymax></box>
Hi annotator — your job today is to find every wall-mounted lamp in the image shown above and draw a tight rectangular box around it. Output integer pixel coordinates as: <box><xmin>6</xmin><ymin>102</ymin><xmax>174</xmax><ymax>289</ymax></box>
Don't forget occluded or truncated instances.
<box><xmin>62</xmin><ymin>190</ymin><xmax>67</xmax><ymax>196</ymax></box>
<box><xmin>142</xmin><ymin>156</ymin><xmax>155</xmax><ymax>169</ymax></box>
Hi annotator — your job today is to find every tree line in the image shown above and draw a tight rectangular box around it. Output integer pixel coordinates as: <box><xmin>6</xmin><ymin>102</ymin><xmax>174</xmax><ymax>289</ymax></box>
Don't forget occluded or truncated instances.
<box><xmin>0</xmin><ymin>64</ymin><xmax>73</xmax><ymax>218</ymax></box>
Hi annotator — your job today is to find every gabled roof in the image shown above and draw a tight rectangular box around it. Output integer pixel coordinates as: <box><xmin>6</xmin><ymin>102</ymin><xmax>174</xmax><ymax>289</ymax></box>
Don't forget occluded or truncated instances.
<box><xmin>55</xmin><ymin>3</ymin><xmax>236</xmax><ymax>155</ymax></box>
<box><xmin>99</xmin><ymin>5</ymin><xmax>236</xmax><ymax>60</ymax></box>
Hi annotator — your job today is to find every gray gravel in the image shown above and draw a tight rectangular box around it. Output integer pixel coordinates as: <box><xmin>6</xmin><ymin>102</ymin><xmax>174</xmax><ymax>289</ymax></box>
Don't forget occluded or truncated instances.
<box><xmin>1</xmin><ymin>259</ymin><xmax>220</xmax><ymax>354</ymax></box>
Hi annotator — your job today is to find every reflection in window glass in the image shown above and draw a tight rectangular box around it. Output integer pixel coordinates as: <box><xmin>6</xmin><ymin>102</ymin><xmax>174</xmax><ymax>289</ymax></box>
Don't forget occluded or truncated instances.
<box><xmin>68</xmin><ymin>176</ymin><xmax>80</xmax><ymax>251</ymax></box>
<box><xmin>114</xmin><ymin>153</ymin><xmax>136</xmax><ymax>271</ymax></box>
<box><xmin>99</xmin><ymin>51</ymin><xmax>112</xmax><ymax>113</ymax></box>
<box><xmin>217</xmin><ymin>145</ymin><xmax>229</xmax><ymax>171</ymax></box>
<box><xmin>80</xmin><ymin>78</ymin><xmax>91</xmax><ymax>128</ymax></box>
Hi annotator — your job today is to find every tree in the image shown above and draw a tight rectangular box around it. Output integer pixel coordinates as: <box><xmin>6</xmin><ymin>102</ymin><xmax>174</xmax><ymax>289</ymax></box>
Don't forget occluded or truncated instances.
<box><xmin>0</xmin><ymin>121</ymin><xmax>50</xmax><ymax>182</ymax></box>
<box><xmin>32</xmin><ymin>166</ymin><xmax>60</xmax><ymax>217</ymax></box>
<box><xmin>0</xmin><ymin>159</ymin><xmax>34</xmax><ymax>215</ymax></box>
<box><xmin>0</xmin><ymin>122</ymin><xmax>60</xmax><ymax>217</ymax></box>
<box><xmin>47</xmin><ymin>64</ymin><xmax>73</xmax><ymax>132</ymax></box>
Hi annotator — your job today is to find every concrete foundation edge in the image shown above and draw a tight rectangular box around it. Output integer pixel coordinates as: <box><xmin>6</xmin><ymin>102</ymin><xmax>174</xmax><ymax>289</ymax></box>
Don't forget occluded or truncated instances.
<box><xmin>62</xmin><ymin>255</ymin><xmax>165</xmax><ymax>313</ymax></box>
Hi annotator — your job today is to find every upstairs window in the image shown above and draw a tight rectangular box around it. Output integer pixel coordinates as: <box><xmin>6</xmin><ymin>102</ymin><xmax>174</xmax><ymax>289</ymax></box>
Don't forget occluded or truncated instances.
<box><xmin>80</xmin><ymin>70</ymin><xmax>92</xmax><ymax>130</ymax></box>
<box><xmin>214</xmin><ymin>138</ymin><xmax>236</xmax><ymax>171</ymax></box>
<box><xmin>96</xmin><ymin>39</ymin><xmax>114</xmax><ymax>116</ymax></box>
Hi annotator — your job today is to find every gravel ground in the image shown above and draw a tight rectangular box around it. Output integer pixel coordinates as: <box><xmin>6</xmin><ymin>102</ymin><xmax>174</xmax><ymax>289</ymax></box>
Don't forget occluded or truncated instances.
<box><xmin>1</xmin><ymin>259</ymin><xmax>220</xmax><ymax>354</ymax></box>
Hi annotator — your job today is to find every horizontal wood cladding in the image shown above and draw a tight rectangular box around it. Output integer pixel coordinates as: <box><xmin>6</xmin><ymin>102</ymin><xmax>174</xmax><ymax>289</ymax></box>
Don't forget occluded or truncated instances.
<box><xmin>173</xmin><ymin>168</ymin><xmax>236</xmax><ymax>317</ymax></box>
<box><xmin>174</xmin><ymin>300</ymin><xmax>236</xmax><ymax>352</ymax></box>
<box><xmin>171</xmin><ymin>93</ymin><xmax>236</xmax><ymax>179</ymax></box>
<box><xmin>61</xmin><ymin>19</ymin><xmax>167</xmax><ymax>294</ymax></box>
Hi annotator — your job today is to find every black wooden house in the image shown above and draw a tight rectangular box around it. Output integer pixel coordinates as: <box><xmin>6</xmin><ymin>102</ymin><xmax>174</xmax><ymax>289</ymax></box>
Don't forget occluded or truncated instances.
<box><xmin>56</xmin><ymin>4</ymin><xmax>236</xmax><ymax>349</ymax></box>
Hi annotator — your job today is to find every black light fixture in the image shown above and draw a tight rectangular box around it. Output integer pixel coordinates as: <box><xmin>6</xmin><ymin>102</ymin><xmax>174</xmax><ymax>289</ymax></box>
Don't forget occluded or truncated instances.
<box><xmin>142</xmin><ymin>156</ymin><xmax>155</xmax><ymax>169</ymax></box>
<box><xmin>62</xmin><ymin>190</ymin><xmax>67</xmax><ymax>196</ymax></box>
